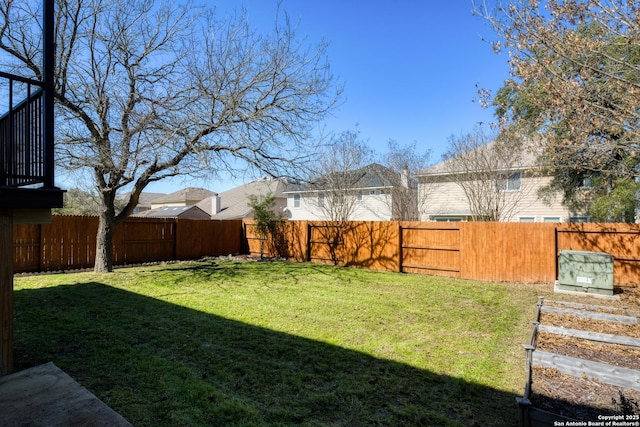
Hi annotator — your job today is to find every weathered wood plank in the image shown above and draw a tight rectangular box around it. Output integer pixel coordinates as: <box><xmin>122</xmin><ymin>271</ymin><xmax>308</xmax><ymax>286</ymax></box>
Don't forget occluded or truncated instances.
<box><xmin>540</xmin><ymin>305</ymin><xmax>638</xmax><ymax>324</ymax></box>
<box><xmin>532</xmin><ymin>350</ymin><xmax>640</xmax><ymax>391</ymax></box>
<box><xmin>529</xmin><ymin>405</ymin><xmax>576</xmax><ymax>426</ymax></box>
<box><xmin>546</xmin><ymin>299</ymin><xmax>630</xmax><ymax>315</ymax></box>
<box><xmin>539</xmin><ymin>324</ymin><xmax>640</xmax><ymax>348</ymax></box>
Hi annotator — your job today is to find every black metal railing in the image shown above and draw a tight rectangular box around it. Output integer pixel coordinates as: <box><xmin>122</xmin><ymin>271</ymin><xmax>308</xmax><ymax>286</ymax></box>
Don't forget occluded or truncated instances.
<box><xmin>0</xmin><ymin>71</ymin><xmax>47</xmax><ymax>187</ymax></box>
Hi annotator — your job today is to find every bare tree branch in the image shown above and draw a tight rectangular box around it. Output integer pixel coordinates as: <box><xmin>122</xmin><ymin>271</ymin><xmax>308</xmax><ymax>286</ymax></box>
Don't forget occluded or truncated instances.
<box><xmin>439</xmin><ymin>127</ymin><xmax>535</xmax><ymax>221</ymax></box>
<box><xmin>0</xmin><ymin>0</ymin><xmax>340</xmax><ymax>271</ymax></box>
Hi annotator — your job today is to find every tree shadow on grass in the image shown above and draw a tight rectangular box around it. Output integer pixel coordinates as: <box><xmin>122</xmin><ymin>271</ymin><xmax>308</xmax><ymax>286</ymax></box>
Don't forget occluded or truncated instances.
<box><xmin>14</xmin><ymin>282</ymin><xmax>519</xmax><ymax>426</ymax></box>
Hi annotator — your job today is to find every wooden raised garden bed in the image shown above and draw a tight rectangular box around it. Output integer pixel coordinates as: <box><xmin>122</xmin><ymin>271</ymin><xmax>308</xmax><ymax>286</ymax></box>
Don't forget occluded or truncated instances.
<box><xmin>518</xmin><ymin>297</ymin><xmax>640</xmax><ymax>426</ymax></box>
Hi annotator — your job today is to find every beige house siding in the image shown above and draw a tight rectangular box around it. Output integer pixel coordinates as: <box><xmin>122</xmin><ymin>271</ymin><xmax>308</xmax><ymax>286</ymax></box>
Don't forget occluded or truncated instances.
<box><xmin>286</xmin><ymin>192</ymin><xmax>393</xmax><ymax>221</ymax></box>
<box><xmin>152</xmin><ymin>201</ymin><xmax>188</xmax><ymax>208</ymax></box>
<box><xmin>420</xmin><ymin>174</ymin><xmax>574</xmax><ymax>222</ymax></box>
<box><xmin>420</xmin><ymin>180</ymin><xmax>473</xmax><ymax>219</ymax></box>
<box><xmin>503</xmin><ymin>175</ymin><xmax>572</xmax><ymax>222</ymax></box>
<box><xmin>353</xmin><ymin>193</ymin><xmax>393</xmax><ymax>220</ymax></box>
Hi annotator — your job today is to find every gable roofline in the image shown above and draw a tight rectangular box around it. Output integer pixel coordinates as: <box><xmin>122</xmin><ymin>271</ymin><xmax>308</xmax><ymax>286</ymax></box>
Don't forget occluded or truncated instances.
<box><xmin>132</xmin><ymin>205</ymin><xmax>209</xmax><ymax>218</ymax></box>
<box><xmin>150</xmin><ymin>187</ymin><xmax>216</xmax><ymax>204</ymax></box>
<box><xmin>416</xmin><ymin>139</ymin><xmax>541</xmax><ymax>178</ymax></box>
<box><xmin>418</xmin><ymin>165</ymin><xmax>530</xmax><ymax>178</ymax></box>
<box><xmin>283</xmin><ymin>163</ymin><xmax>400</xmax><ymax>193</ymax></box>
<box><xmin>197</xmin><ymin>178</ymin><xmax>288</xmax><ymax>219</ymax></box>
<box><xmin>283</xmin><ymin>184</ymin><xmax>394</xmax><ymax>195</ymax></box>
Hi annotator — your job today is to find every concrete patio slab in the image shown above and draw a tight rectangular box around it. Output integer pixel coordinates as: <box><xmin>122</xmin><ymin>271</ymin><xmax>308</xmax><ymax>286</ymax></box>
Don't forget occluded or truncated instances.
<box><xmin>0</xmin><ymin>362</ymin><xmax>132</xmax><ymax>427</ymax></box>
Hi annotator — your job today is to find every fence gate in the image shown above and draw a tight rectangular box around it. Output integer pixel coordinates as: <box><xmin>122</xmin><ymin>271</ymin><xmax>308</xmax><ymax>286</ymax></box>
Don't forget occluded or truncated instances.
<box><xmin>399</xmin><ymin>224</ymin><xmax>461</xmax><ymax>277</ymax></box>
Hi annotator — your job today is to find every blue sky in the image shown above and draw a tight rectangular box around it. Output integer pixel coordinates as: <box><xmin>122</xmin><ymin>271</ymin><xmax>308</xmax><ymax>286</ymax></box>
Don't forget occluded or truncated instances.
<box><xmin>148</xmin><ymin>0</ymin><xmax>510</xmax><ymax>194</ymax></box>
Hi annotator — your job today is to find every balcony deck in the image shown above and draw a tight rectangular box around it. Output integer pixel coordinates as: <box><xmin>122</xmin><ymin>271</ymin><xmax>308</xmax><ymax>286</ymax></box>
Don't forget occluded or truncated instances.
<box><xmin>0</xmin><ymin>71</ymin><xmax>64</xmax><ymax>210</ymax></box>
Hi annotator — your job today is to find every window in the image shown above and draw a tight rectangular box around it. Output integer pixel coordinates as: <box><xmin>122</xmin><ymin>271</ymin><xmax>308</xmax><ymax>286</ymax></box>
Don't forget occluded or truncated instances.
<box><xmin>581</xmin><ymin>176</ymin><xmax>594</xmax><ymax>189</ymax></box>
<box><xmin>518</xmin><ymin>216</ymin><xmax>536</xmax><ymax>222</ymax></box>
<box><xmin>293</xmin><ymin>193</ymin><xmax>300</xmax><ymax>208</ymax></box>
<box><xmin>433</xmin><ymin>216</ymin><xmax>464</xmax><ymax>222</ymax></box>
<box><xmin>507</xmin><ymin>172</ymin><xmax>522</xmax><ymax>191</ymax></box>
<box><xmin>496</xmin><ymin>172</ymin><xmax>522</xmax><ymax>192</ymax></box>
<box><xmin>317</xmin><ymin>193</ymin><xmax>324</xmax><ymax>207</ymax></box>
<box><xmin>542</xmin><ymin>216</ymin><xmax>561</xmax><ymax>223</ymax></box>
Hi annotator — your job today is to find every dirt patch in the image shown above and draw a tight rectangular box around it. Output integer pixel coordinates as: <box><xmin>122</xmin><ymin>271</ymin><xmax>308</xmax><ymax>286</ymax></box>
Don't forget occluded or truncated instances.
<box><xmin>619</xmin><ymin>286</ymin><xmax>640</xmax><ymax>314</ymax></box>
<box><xmin>531</xmin><ymin>367</ymin><xmax>640</xmax><ymax>420</ymax></box>
<box><xmin>527</xmin><ymin>289</ymin><xmax>640</xmax><ymax>420</ymax></box>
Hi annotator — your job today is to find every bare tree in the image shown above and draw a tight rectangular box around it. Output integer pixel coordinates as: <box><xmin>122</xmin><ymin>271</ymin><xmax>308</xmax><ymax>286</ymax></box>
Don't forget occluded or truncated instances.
<box><xmin>441</xmin><ymin>127</ymin><xmax>534</xmax><ymax>221</ymax></box>
<box><xmin>294</xmin><ymin>130</ymin><xmax>374</xmax><ymax>264</ymax></box>
<box><xmin>0</xmin><ymin>0</ymin><xmax>340</xmax><ymax>271</ymax></box>
<box><xmin>306</xmin><ymin>130</ymin><xmax>375</xmax><ymax>222</ymax></box>
<box><xmin>380</xmin><ymin>139</ymin><xmax>430</xmax><ymax>221</ymax></box>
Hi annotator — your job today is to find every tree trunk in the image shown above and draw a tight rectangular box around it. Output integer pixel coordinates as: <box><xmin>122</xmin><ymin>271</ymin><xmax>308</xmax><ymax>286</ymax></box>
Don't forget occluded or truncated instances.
<box><xmin>94</xmin><ymin>213</ymin><xmax>115</xmax><ymax>273</ymax></box>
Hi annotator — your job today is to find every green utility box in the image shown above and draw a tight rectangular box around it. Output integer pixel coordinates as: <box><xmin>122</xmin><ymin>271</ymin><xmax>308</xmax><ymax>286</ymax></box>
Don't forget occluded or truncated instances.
<box><xmin>557</xmin><ymin>250</ymin><xmax>614</xmax><ymax>296</ymax></box>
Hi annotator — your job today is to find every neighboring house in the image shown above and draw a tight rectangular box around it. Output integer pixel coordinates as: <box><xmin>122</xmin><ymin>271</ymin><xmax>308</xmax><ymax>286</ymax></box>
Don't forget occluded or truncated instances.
<box><xmin>197</xmin><ymin>177</ymin><xmax>288</xmax><ymax>220</ymax></box>
<box><xmin>150</xmin><ymin>187</ymin><xmax>216</xmax><ymax>209</ymax></box>
<box><xmin>284</xmin><ymin>163</ymin><xmax>405</xmax><ymax>221</ymax></box>
<box><xmin>133</xmin><ymin>205</ymin><xmax>210</xmax><ymax>219</ymax></box>
<box><xmin>132</xmin><ymin>187</ymin><xmax>215</xmax><ymax>218</ymax></box>
<box><xmin>118</xmin><ymin>192</ymin><xmax>167</xmax><ymax>214</ymax></box>
<box><xmin>416</xmin><ymin>142</ymin><xmax>583</xmax><ymax>223</ymax></box>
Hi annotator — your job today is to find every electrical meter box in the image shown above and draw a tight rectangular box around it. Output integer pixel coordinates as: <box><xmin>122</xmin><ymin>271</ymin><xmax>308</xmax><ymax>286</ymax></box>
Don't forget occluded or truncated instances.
<box><xmin>557</xmin><ymin>250</ymin><xmax>614</xmax><ymax>296</ymax></box>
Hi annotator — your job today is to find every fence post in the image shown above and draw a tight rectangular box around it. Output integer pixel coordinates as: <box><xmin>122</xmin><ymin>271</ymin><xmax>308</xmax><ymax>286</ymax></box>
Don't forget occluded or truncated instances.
<box><xmin>306</xmin><ymin>222</ymin><xmax>312</xmax><ymax>262</ymax></box>
<box><xmin>242</xmin><ymin>221</ymin><xmax>248</xmax><ymax>255</ymax></box>
<box><xmin>173</xmin><ymin>219</ymin><xmax>178</xmax><ymax>261</ymax></box>
<box><xmin>37</xmin><ymin>223</ymin><xmax>42</xmax><ymax>273</ymax></box>
<box><xmin>554</xmin><ymin>226</ymin><xmax>558</xmax><ymax>282</ymax></box>
<box><xmin>398</xmin><ymin>222</ymin><xmax>403</xmax><ymax>273</ymax></box>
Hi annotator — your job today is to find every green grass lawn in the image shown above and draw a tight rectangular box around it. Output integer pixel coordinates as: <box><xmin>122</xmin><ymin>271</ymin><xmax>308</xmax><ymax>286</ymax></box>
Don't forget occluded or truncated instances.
<box><xmin>13</xmin><ymin>260</ymin><xmax>549</xmax><ymax>426</ymax></box>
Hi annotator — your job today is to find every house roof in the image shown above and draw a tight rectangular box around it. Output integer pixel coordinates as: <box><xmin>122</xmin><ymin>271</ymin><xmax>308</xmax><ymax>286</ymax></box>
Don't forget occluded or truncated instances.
<box><xmin>197</xmin><ymin>178</ymin><xmax>287</xmax><ymax>219</ymax></box>
<box><xmin>418</xmin><ymin>140</ymin><xmax>540</xmax><ymax>177</ymax></box>
<box><xmin>133</xmin><ymin>205</ymin><xmax>210</xmax><ymax>219</ymax></box>
<box><xmin>116</xmin><ymin>191</ymin><xmax>167</xmax><ymax>209</ymax></box>
<box><xmin>150</xmin><ymin>187</ymin><xmax>216</xmax><ymax>205</ymax></box>
<box><xmin>285</xmin><ymin>163</ymin><xmax>399</xmax><ymax>193</ymax></box>
<box><xmin>137</xmin><ymin>192</ymin><xmax>167</xmax><ymax>207</ymax></box>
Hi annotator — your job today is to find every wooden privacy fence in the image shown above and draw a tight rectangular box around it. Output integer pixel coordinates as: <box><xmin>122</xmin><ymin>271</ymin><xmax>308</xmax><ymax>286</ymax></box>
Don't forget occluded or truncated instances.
<box><xmin>245</xmin><ymin>220</ymin><xmax>640</xmax><ymax>286</ymax></box>
<box><xmin>13</xmin><ymin>216</ymin><xmax>243</xmax><ymax>273</ymax></box>
<box><xmin>11</xmin><ymin>216</ymin><xmax>640</xmax><ymax>285</ymax></box>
